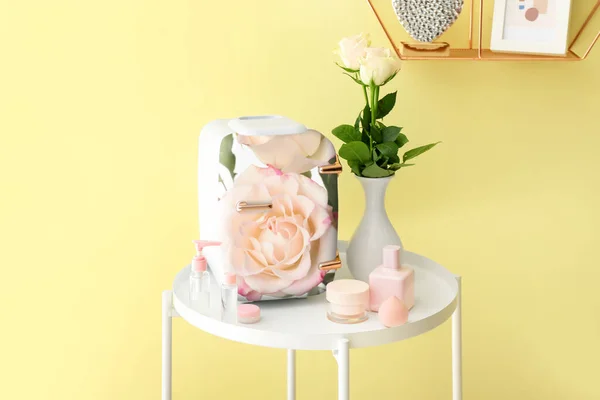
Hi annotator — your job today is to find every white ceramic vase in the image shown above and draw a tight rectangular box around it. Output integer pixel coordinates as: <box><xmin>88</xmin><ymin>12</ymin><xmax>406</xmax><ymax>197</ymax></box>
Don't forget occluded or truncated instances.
<box><xmin>346</xmin><ymin>176</ymin><xmax>403</xmax><ymax>283</ymax></box>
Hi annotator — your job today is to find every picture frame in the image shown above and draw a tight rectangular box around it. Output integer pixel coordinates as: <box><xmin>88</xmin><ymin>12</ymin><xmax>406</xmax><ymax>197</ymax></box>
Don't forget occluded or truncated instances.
<box><xmin>491</xmin><ymin>0</ymin><xmax>572</xmax><ymax>56</ymax></box>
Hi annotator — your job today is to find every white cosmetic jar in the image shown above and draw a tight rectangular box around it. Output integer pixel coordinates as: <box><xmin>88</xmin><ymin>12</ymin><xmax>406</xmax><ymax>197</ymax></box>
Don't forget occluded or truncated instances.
<box><xmin>326</xmin><ymin>279</ymin><xmax>370</xmax><ymax>324</ymax></box>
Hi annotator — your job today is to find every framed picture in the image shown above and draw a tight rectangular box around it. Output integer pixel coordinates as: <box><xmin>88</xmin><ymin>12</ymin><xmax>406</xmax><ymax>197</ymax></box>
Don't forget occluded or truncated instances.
<box><xmin>491</xmin><ymin>0</ymin><xmax>572</xmax><ymax>55</ymax></box>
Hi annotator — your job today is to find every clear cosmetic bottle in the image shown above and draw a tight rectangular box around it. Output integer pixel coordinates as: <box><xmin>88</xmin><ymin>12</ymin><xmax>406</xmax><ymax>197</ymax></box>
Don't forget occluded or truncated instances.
<box><xmin>221</xmin><ymin>272</ymin><xmax>238</xmax><ymax>323</ymax></box>
<box><xmin>189</xmin><ymin>240</ymin><xmax>221</xmax><ymax>314</ymax></box>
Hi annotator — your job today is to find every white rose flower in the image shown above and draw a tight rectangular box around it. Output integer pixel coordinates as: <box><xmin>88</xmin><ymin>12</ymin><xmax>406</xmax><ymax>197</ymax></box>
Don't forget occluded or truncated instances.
<box><xmin>335</xmin><ymin>33</ymin><xmax>371</xmax><ymax>71</ymax></box>
<box><xmin>359</xmin><ymin>47</ymin><xmax>401</xmax><ymax>86</ymax></box>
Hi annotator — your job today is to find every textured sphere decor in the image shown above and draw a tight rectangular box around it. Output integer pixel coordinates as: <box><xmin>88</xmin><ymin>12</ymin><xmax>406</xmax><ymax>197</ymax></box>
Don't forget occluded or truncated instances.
<box><xmin>392</xmin><ymin>0</ymin><xmax>464</xmax><ymax>43</ymax></box>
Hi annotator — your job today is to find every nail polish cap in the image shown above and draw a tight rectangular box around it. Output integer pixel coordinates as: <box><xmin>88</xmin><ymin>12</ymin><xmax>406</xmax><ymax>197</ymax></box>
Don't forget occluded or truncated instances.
<box><xmin>383</xmin><ymin>245</ymin><xmax>401</xmax><ymax>269</ymax></box>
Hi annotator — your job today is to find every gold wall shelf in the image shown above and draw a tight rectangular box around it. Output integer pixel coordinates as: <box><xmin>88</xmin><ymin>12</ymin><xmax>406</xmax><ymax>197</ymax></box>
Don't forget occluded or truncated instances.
<box><xmin>367</xmin><ymin>0</ymin><xmax>600</xmax><ymax>61</ymax></box>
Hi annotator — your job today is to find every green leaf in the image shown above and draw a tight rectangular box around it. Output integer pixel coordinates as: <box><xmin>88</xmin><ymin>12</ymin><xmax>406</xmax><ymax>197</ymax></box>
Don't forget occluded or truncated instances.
<box><xmin>354</xmin><ymin>112</ymin><xmax>360</xmax><ymax>131</ymax></box>
<box><xmin>388</xmin><ymin>163</ymin><xmax>415</xmax><ymax>171</ymax></box>
<box><xmin>332</xmin><ymin>124</ymin><xmax>361</xmax><ymax>143</ymax></box>
<box><xmin>347</xmin><ymin>160</ymin><xmax>363</xmax><ymax>176</ymax></box>
<box><xmin>372</xmin><ymin>149</ymin><xmax>381</xmax><ymax>162</ymax></box>
<box><xmin>370</xmin><ymin>124</ymin><xmax>383</xmax><ymax>143</ymax></box>
<box><xmin>361</xmin><ymin>104</ymin><xmax>371</xmax><ymax>132</ymax></box>
<box><xmin>377</xmin><ymin>91</ymin><xmax>397</xmax><ymax>119</ymax></box>
<box><xmin>403</xmin><ymin>142</ymin><xmax>441</xmax><ymax>162</ymax></box>
<box><xmin>219</xmin><ymin>134</ymin><xmax>236</xmax><ymax>183</ymax></box>
<box><xmin>362</xmin><ymin>164</ymin><xmax>394</xmax><ymax>178</ymax></box>
<box><xmin>361</xmin><ymin>131</ymin><xmax>370</xmax><ymax>146</ymax></box>
<box><xmin>382</xmin><ymin>126</ymin><xmax>402</xmax><ymax>142</ymax></box>
<box><xmin>335</xmin><ymin>63</ymin><xmax>359</xmax><ymax>73</ymax></box>
<box><xmin>343</xmin><ymin>72</ymin><xmax>367</xmax><ymax>86</ymax></box>
<box><xmin>376</xmin><ymin>155</ymin><xmax>389</xmax><ymax>167</ymax></box>
<box><xmin>376</xmin><ymin>142</ymin><xmax>399</xmax><ymax>158</ymax></box>
<box><xmin>388</xmin><ymin>154</ymin><xmax>400</xmax><ymax>164</ymax></box>
<box><xmin>339</xmin><ymin>141</ymin><xmax>371</xmax><ymax>163</ymax></box>
<box><xmin>395</xmin><ymin>133</ymin><xmax>408</xmax><ymax>148</ymax></box>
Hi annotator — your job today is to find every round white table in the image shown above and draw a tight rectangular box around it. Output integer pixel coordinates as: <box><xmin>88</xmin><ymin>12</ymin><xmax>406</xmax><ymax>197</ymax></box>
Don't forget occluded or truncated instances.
<box><xmin>162</xmin><ymin>241</ymin><xmax>462</xmax><ymax>400</ymax></box>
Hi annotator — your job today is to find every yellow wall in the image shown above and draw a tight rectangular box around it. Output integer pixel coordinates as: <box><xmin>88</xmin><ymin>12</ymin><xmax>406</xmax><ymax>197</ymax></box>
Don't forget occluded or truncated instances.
<box><xmin>2</xmin><ymin>0</ymin><xmax>599</xmax><ymax>399</ymax></box>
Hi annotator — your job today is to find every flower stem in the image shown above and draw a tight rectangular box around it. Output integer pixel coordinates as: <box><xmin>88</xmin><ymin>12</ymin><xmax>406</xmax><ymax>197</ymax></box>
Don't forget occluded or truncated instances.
<box><xmin>362</xmin><ymin>84</ymin><xmax>369</xmax><ymax>108</ymax></box>
<box><xmin>369</xmin><ymin>84</ymin><xmax>379</xmax><ymax>157</ymax></box>
<box><xmin>373</xmin><ymin>85</ymin><xmax>379</xmax><ymax>124</ymax></box>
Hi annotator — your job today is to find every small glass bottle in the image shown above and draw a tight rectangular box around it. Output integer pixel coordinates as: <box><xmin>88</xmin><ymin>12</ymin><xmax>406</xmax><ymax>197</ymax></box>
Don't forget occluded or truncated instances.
<box><xmin>221</xmin><ymin>272</ymin><xmax>238</xmax><ymax>323</ymax></box>
<box><xmin>190</xmin><ymin>255</ymin><xmax>210</xmax><ymax>314</ymax></box>
<box><xmin>189</xmin><ymin>240</ymin><xmax>221</xmax><ymax>314</ymax></box>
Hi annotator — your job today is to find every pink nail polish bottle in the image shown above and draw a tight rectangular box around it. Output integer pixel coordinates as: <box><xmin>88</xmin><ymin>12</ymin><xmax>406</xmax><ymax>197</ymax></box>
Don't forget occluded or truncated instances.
<box><xmin>368</xmin><ymin>245</ymin><xmax>414</xmax><ymax>312</ymax></box>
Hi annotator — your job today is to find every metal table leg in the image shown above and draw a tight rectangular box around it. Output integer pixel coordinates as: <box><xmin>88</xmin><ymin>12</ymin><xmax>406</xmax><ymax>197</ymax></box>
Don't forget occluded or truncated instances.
<box><xmin>162</xmin><ymin>290</ymin><xmax>173</xmax><ymax>400</ymax></box>
<box><xmin>333</xmin><ymin>338</ymin><xmax>350</xmax><ymax>400</ymax></box>
<box><xmin>452</xmin><ymin>277</ymin><xmax>462</xmax><ymax>400</ymax></box>
<box><xmin>287</xmin><ymin>349</ymin><xmax>296</xmax><ymax>400</ymax></box>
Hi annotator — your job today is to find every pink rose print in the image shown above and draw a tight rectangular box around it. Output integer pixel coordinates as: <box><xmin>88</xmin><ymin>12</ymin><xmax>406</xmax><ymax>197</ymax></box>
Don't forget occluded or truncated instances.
<box><xmin>236</xmin><ymin>130</ymin><xmax>336</xmax><ymax>174</ymax></box>
<box><xmin>219</xmin><ymin>165</ymin><xmax>337</xmax><ymax>299</ymax></box>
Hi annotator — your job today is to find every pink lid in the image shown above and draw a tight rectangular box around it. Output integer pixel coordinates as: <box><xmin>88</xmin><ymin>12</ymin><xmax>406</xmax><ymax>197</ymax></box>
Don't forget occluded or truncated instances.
<box><xmin>224</xmin><ymin>272</ymin><xmax>237</xmax><ymax>285</ymax></box>
<box><xmin>383</xmin><ymin>245</ymin><xmax>401</xmax><ymax>269</ymax></box>
<box><xmin>238</xmin><ymin>304</ymin><xmax>260</xmax><ymax>319</ymax></box>
<box><xmin>192</xmin><ymin>255</ymin><xmax>207</xmax><ymax>272</ymax></box>
<box><xmin>326</xmin><ymin>279</ymin><xmax>369</xmax><ymax>306</ymax></box>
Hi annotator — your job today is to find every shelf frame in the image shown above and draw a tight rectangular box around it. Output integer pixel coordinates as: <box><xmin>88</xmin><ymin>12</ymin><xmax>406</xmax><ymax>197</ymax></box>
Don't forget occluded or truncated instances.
<box><xmin>367</xmin><ymin>0</ymin><xmax>600</xmax><ymax>61</ymax></box>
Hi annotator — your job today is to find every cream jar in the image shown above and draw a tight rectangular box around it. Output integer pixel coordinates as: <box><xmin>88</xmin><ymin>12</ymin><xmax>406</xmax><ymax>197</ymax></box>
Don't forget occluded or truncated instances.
<box><xmin>237</xmin><ymin>304</ymin><xmax>261</xmax><ymax>324</ymax></box>
<box><xmin>326</xmin><ymin>279</ymin><xmax>370</xmax><ymax>324</ymax></box>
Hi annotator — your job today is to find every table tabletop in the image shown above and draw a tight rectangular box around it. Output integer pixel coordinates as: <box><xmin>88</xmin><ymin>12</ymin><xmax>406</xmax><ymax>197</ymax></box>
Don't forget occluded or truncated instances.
<box><xmin>172</xmin><ymin>245</ymin><xmax>458</xmax><ymax>351</ymax></box>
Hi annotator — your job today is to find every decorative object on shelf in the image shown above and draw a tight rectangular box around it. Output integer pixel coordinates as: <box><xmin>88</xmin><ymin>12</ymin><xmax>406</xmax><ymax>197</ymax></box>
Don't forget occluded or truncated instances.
<box><xmin>198</xmin><ymin>116</ymin><xmax>342</xmax><ymax>301</ymax></box>
<box><xmin>491</xmin><ymin>0</ymin><xmax>573</xmax><ymax>55</ymax></box>
<box><xmin>326</xmin><ymin>279</ymin><xmax>370</xmax><ymax>324</ymax></box>
<box><xmin>400</xmin><ymin>41</ymin><xmax>451</xmax><ymax>57</ymax></box>
<box><xmin>378</xmin><ymin>296</ymin><xmax>409</xmax><ymax>327</ymax></box>
<box><xmin>392</xmin><ymin>0</ymin><xmax>464</xmax><ymax>43</ymax></box>
<box><xmin>333</xmin><ymin>35</ymin><xmax>439</xmax><ymax>282</ymax></box>
<box><xmin>367</xmin><ymin>0</ymin><xmax>599</xmax><ymax>61</ymax></box>
<box><xmin>237</xmin><ymin>304</ymin><xmax>261</xmax><ymax>324</ymax></box>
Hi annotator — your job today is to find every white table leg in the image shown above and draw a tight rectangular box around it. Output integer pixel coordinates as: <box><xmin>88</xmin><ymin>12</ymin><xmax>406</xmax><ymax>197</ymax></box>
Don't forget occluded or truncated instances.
<box><xmin>452</xmin><ymin>277</ymin><xmax>462</xmax><ymax>400</ymax></box>
<box><xmin>333</xmin><ymin>338</ymin><xmax>349</xmax><ymax>400</ymax></box>
<box><xmin>162</xmin><ymin>290</ymin><xmax>173</xmax><ymax>400</ymax></box>
<box><xmin>287</xmin><ymin>349</ymin><xmax>296</xmax><ymax>400</ymax></box>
